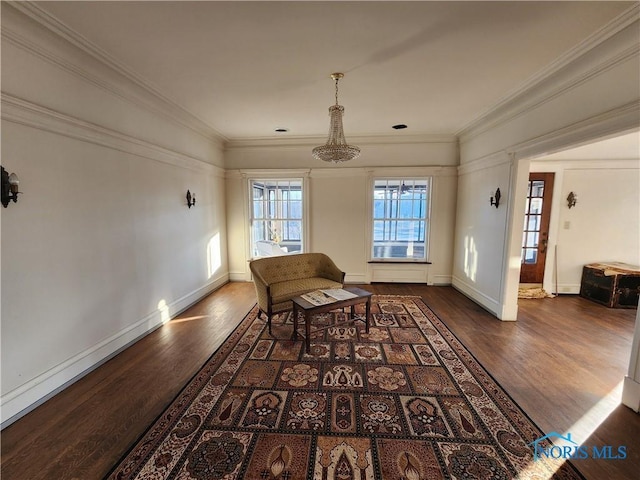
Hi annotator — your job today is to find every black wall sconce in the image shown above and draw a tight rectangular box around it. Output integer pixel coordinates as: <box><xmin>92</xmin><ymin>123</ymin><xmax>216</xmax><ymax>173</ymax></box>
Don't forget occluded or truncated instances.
<box><xmin>490</xmin><ymin>188</ymin><xmax>501</xmax><ymax>208</ymax></box>
<box><xmin>1</xmin><ymin>166</ymin><xmax>21</xmax><ymax>208</ymax></box>
<box><xmin>566</xmin><ymin>191</ymin><xmax>577</xmax><ymax>209</ymax></box>
<box><xmin>186</xmin><ymin>190</ymin><xmax>196</xmax><ymax>208</ymax></box>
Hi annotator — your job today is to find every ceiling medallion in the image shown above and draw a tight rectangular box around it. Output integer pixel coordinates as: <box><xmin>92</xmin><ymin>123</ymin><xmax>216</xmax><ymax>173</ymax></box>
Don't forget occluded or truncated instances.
<box><xmin>312</xmin><ymin>73</ymin><xmax>360</xmax><ymax>163</ymax></box>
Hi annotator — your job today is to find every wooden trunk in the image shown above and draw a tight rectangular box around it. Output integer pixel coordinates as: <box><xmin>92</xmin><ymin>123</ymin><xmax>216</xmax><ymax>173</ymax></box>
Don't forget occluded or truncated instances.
<box><xmin>579</xmin><ymin>262</ymin><xmax>640</xmax><ymax>308</ymax></box>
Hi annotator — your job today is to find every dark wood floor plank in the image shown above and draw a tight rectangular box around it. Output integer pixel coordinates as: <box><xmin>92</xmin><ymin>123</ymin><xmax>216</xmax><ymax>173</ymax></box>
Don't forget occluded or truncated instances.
<box><xmin>1</xmin><ymin>282</ymin><xmax>638</xmax><ymax>480</ymax></box>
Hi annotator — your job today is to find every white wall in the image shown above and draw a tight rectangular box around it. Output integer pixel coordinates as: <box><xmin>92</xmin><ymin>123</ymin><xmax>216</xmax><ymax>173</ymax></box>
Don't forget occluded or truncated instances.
<box><xmin>1</xmin><ymin>5</ymin><xmax>227</xmax><ymax>425</ymax></box>
<box><xmin>453</xmin><ymin>153</ymin><xmax>515</xmax><ymax>316</ymax></box>
<box><xmin>225</xmin><ymin>140</ymin><xmax>459</xmax><ymax>286</ymax></box>
<box><xmin>454</xmin><ymin>12</ymin><xmax>640</xmax><ymax>319</ymax></box>
<box><xmin>531</xmin><ymin>159</ymin><xmax>640</xmax><ymax>294</ymax></box>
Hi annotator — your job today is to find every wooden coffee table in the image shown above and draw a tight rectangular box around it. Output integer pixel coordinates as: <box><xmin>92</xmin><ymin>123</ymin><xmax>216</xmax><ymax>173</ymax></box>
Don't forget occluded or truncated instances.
<box><xmin>291</xmin><ymin>287</ymin><xmax>372</xmax><ymax>353</ymax></box>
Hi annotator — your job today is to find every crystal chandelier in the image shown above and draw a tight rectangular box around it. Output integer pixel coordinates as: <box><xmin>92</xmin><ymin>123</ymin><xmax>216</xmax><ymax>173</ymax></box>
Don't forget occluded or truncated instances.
<box><xmin>312</xmin><ymin>73</ymin><xmax>360</xmax><ymax>163</ymax></box>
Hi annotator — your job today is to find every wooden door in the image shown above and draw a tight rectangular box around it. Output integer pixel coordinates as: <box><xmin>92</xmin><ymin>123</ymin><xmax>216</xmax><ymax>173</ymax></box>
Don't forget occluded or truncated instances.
<box><xmin>520</xmin><ymin>173</ymin><xmax>554</xmax><ymax>284</ymax></box>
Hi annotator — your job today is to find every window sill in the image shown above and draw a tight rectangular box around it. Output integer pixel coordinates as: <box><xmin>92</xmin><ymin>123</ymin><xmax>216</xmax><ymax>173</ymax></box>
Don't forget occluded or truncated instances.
<box><xmin>368</xmin><ymin>260</ymin><xmax>432</xmax><ymax>264</ymax></box>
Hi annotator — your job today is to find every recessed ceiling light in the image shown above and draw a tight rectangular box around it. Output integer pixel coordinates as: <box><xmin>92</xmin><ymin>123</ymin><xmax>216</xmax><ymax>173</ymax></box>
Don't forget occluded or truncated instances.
<box><xmin>275</xmin><ymin>128</ymin><xmax>289</xmax><ymax>133</ymax></box>
<box><xmin>392</xmin><ymin>124</ymin><xmax>408</xmax><ymax>130</ymax></box>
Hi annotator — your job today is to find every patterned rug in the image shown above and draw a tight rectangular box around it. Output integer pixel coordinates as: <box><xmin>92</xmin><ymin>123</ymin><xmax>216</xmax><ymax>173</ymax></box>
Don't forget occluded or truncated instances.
<box><xmin>107</xmin><ymin>295</ymin><xmax>583</xmax><ymax>479</ymax></box>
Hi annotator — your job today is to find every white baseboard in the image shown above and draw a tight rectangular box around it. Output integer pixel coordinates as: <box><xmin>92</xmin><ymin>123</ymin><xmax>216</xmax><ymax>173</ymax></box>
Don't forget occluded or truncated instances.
<box><xmin>451</xmin><ymin>275</ymin><xmax>501</xmax><ymax>318</ymax></box>
<box><xmin>344</xmin><ymin>273</ymin><xmax>367</xmax><ymax>284</ymax></box>
<box><xmin>0</xmin><ymin>274</ymin><xmax>229</xmax><ymax>428</ymax></box>
<box><xmin>554</xmin><ymin>283</ymin><xmax>581</xmax><ymax>295</ymax></box>
<box><xmin>229</xmin><ymin>271</ymin><xmax>251</xmax><ymax>282</ymax></box>
<box><xmin>431</xmin><ymin>274</ymin><xmax>452</xmax><ymax>286</ymax></box>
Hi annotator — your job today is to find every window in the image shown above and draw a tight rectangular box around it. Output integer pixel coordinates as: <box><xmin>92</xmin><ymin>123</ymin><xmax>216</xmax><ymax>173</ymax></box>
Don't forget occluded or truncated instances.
<box><xmin>250</xmin><ymin>179</ymin><xmax>303</xmax><ymax>257</ymax></box>
<box><xmin>372</xmin><ymin>178</ymin><xmax>430</xmax><ymax>260</ymax></box>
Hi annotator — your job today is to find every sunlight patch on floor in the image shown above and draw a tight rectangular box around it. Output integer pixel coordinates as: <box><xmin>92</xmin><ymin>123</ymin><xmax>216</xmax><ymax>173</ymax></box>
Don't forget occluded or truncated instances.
<box><xmin>516</xmin><ymin>380</ymin><xmax>624</xmax><ymax>479</ymax></box>
<box><xmin>563</xmin><ymin>380</ymin><xmax>624</xmax><ymax>444</ymax></box>
<box><xmin>170</xmin><ymin>315</ymin><xmax>209</xmax><ymax>324</ymax></box>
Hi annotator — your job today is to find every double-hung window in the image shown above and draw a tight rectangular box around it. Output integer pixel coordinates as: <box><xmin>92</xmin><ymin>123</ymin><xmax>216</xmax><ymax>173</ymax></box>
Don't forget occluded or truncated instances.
<box><xmin>250</xmin><ymin>179</ymin><xmax>303</xmax><ymax>257</ymax></box>
<box><xmin>372</xmin><ymin>178</ymin><xmax>430</xmax><ymax>261</ymax></box>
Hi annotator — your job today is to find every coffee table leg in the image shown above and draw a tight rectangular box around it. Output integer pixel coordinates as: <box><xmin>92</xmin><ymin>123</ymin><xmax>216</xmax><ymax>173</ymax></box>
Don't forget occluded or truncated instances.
<box><xmin>365</xmin><ymin>297</ymin><xmax>371</xmax><ymax>333</ymax></box>
<box><xmin>292</xmin><ymin>304</ymin><xmax>298</xmax><ymax>340</ymax></box>
<box><xmin>305</xmin><ymin>312</ymin><xmax>311</xmax><ymax>354</ymax></box>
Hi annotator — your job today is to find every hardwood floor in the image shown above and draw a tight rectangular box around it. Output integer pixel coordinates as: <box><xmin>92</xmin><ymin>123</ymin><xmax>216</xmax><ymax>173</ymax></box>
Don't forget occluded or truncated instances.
<box><xmin>1</xmin><ymin>282</ymin><xmax>638</xmax><ymax>479</ymax></box>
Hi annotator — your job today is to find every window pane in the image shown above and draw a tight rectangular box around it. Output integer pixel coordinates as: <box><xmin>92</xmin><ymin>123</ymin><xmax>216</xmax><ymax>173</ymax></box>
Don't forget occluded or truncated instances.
<box><xmin>290</xmin><ymin>200</ymin><xmax>302</xmax><ymax>219</ymax></box>
<box><xmin>530</xmin><ymin>198</ymin><xmax>543</xmax><ymax>214</ymax></box>
<box><xmin>531</xmin><ymin>181</ymin><xmax>544</xmax><ymax>197</ymax></box>
<box><xmin>524</xmin><ymin>249</ymin><xmax>537</xmax><ymax>264</ymax></box>
<box><xmin>412</xmin><ymin>198</ymin><xmax>426</xmax><ymax>217</ymax></box>
<box><xmin>253</xmin><ymin>200</ymin><xmax>263</xmax><ymax>219</ymax></box>
<box><xmin>399</xmin><ymin>199</ymin><xmax>413</xmax><ymax>218</ymax></box>
<box><xmin>373</xmin><ymin>199</ymin><xmax>385</xmax><ymax>218</ymax></box>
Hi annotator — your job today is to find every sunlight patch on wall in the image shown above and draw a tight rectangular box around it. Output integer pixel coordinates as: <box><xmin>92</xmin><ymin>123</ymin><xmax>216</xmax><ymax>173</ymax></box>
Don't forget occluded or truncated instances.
<box><xmin>157</xmin><ymin>299</ymin><xmax>170</xmax><ymax>324</ymax></box>
<box><xmin>464</xmin><ymin>235</ymin><xmax>478</xmax><ymax>282</ymax></box>
<box><xmin>207</xmin><ymin>233</ymin><xmax>222</xmax><ymax>278</ymax></box>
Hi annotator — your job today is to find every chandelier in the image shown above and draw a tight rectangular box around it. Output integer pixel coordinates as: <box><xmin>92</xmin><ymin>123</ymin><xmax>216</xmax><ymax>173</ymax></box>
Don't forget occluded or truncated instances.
<box><xmin>312</xmin><ymin>73</ymin><xmax>360</xmax><ymax>163</ymax></box>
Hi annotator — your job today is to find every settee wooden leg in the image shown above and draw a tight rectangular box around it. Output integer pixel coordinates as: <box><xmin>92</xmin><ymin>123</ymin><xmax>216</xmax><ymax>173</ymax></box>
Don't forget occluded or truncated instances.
<box><xmin>258</xmin><ymin>309</ymin><xmax>273</xmax><ymax>335</ymax></box>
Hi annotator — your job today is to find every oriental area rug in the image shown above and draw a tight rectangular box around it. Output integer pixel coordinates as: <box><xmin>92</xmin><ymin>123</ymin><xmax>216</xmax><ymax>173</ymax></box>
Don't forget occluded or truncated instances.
<box><xmin>107</xmin><ymin>295</ymin><xmax>583</xmax><ymax>480</ymax></box>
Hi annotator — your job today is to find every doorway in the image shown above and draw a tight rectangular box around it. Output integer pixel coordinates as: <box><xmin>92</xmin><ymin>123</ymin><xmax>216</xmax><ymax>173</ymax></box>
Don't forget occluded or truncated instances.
<box><xmin>520</xmin><ymin>173</ymin><xmax>554</xmax><ymax>284</ymax></box>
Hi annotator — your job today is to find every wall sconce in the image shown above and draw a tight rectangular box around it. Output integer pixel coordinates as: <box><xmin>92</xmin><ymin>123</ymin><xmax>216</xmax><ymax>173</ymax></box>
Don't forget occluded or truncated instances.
<box><xmin>566</xmin><ymin>191</ymin><xmax>577</xmax><ymax>209</ymax></box>
<box><xmin>186</xmin><ymin>190</ymin><xmax>196</xmax><ymax>208</ymax></box>
<box><xmin>490</xmin><ymin>188</ymin><xmax>501</xmax><ymax>208</ymax></box>
<box><xmin>1</xmin><ymin>166</ymin><xmax>21</xmax><ymax>208</ymax></box>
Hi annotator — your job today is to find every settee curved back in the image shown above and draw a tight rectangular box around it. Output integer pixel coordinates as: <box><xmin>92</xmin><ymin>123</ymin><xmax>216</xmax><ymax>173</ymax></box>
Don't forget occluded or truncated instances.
<box><xmin>250</xmin><ymin>252</ymin><xmax>343</xmax><ymax>286</ymax></box>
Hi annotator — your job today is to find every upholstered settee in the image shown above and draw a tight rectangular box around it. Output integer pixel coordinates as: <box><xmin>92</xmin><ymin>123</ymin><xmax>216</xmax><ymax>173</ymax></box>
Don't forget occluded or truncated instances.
<box><xmin>249</xmin><ymin>253</ymin><xmax>345</xmax><ymax>333</ymax></box>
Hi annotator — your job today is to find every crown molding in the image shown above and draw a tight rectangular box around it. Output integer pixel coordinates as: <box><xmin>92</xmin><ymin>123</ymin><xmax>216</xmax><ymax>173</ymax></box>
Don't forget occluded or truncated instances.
<box><xmin>531</xmin><ymin>158</ymin><xmax>639</xmax><ymax>170</ymax></box>
<box><xmin>457</xmin><ymin>151</ymin><xmax>512</xmax><ymax>176</ymax></box>
<box><xmin>457</xmin><ymin>4</ymin><xmax>640</xmax><ymax>141</ymax></box>
<box><xmin>224</xmin><ymin>133</ymin><xmax>457</xmax><ymax>150</ymax></box>
<box><xmin>5</xmin><ymin>1</ymin><xmax>226</xmax><ymax>144</ymax></box>
<box><xmin>458</xmin><ymin>100</ymin><xmax>640</xmax><ymax>173</ymax></box>
<box><xmin>225</xmin><ymin>169</ymin><xmax>312</xmax><ymax>179</ymax></box>
<box><xmin>508</xmin><ymin>100</ymin><xmax>640</xmax><ymax>161</ymax></box>
<box><xmin>2</xmin><ymin>93</ymin><xmax>224</xmax><ymax>176</ymax></box>
<box><xmin>225</xmin><ymin>165</ymin><xmax>457</xmax><ymax>179</ymax></box>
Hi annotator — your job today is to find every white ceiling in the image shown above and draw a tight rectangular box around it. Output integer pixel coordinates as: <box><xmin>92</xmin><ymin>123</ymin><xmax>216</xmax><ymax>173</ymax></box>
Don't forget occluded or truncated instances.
<box><xmin>32</xmin><ymin>1</ymin><xmax>635</xmax><ymax>151</ymax></box>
